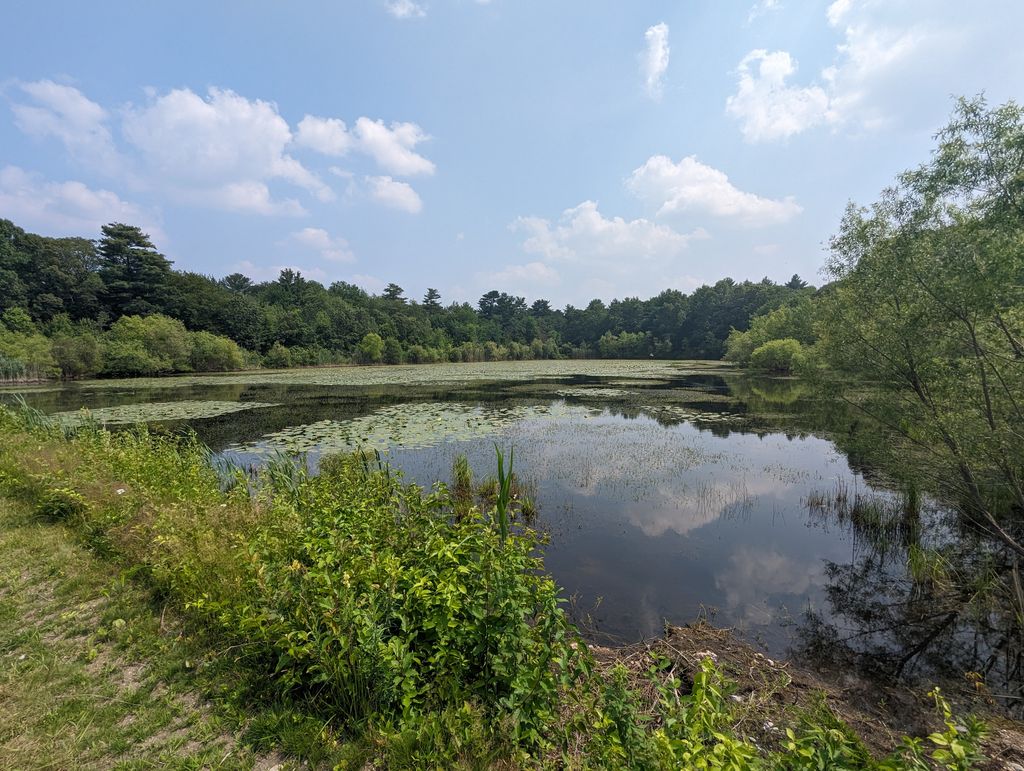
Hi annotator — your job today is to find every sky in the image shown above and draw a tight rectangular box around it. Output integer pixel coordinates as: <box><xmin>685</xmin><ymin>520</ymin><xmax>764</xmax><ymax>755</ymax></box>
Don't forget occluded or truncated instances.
<box><xmin>1</xmin><ymin>0</ymin><xmax>1022</xmax><ymax>308</ymax></box>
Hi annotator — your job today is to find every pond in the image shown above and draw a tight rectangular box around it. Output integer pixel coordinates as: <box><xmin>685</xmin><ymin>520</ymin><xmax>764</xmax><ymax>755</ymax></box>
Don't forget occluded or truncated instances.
<box><xmin>1</xmin><ymin>360</ymin><xmax>951</xmax><ymax>659</ymax></box>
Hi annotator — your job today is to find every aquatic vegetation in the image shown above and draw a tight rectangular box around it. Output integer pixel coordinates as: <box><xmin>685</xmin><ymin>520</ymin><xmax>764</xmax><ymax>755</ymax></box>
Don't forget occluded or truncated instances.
<box><xmin>25</xmin><ymin>359</ymin><xmax>728</xmax><ymax>393</ymax></box>
<box><xmin>227</xmin><ymin>401</ymin><xmax>592</xmax><ymax>457</ymax></box>
<box><xmin>51</xmin><ymin>399</ymin><xmax>279</xmax><ymax>425</ymax></box>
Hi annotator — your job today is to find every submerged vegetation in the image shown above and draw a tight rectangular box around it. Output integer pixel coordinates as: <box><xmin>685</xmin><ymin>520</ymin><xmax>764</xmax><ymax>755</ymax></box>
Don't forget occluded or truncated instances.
<box><xmin>0</xmin><ymin>401</ymin><xmax>998</xmax><ymax>767</ymax></box>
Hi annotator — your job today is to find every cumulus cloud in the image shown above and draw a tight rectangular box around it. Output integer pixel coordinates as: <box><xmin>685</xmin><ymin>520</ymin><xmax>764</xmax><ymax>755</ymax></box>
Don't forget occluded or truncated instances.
<box><xmin>385</xmin><ymin>0</ymin><xmax>426</xmax><ymax>19</ymax></box>
<box><xmin>295</xmin><ymin>115</ymin><xmax>352</xmax><ymax>156</ymax></box>
<box><xmin>726</xmin><ymin>50</ymin><xmax>832</xmax><ymax>142</ymax></box>
<box><xmin>727</xmin><ymin>2</ymin><xmax>981</xmax><ymax>142</ymax></box>
<box><xmin>9</xmin><ymin>81</ymin><xmax>437</xmax><ymax>217</ymax></box>
<box><xmin>482</xmin><ymin>261</ymin><xmax>560</xmax><ymax>287</ymax></box>
<box><xmin>513</xmin><ymin>200</ymin><xmax>704</xmax><ymax>263</ymax></box>
<box><xmin>0</xmin><ymin>165</ymin><xmax>162</xmax><ymax>240</ymax></box>
<box><xmin>353</xmin><ymin>118</ymin><xmax>435</xmax><ymax>176</ymax></box>
<box><xmin>826</xmin><ymin>0</ymin><xmax>853</xmax><ymax>27</ymax></box>
<box><xmin>627</xmin><ymin>155</ymin><xmax>802</xmax><ymax>226</ymax></box>
<box><xmin>289</xmin><ymin>227</ymin><xmax>355</xmax><ymax>263</ymax></box>
<box><xmin>122</xmin><ymin>86</ymin><xmax>334</xmax><ymax>208</ymax></box>
<box><xmin>11</xmin><ymin>80</ymin><xmax>122</xmax><ymax>173</ymax></box>
<box><xmin>509</xmin><ymin>201</ymin><xmax>710</xmax><ymax>303</ymax></box>
<box><xmin>640</xmin><ymin>23</ymin><xmax>670</xmax><ymax>100</ymax></box>
<box><xmin>366</xmin><ymin>175</ymin><xmax>423</xmax><ymax>213</ymax></box>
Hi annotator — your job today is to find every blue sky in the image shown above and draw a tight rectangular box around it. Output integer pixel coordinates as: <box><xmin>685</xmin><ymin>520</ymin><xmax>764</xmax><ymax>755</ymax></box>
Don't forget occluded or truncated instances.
<box><xmin>2</xmin><ymin>0</ymin><xmax>1022</xmax><ymax>307</ymax></box>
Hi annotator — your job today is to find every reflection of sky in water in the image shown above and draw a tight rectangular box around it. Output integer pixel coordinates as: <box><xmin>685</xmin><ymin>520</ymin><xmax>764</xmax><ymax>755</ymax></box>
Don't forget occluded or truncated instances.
<box><xmin>382</xmin><ymin>410</ymin><xmax>865</xmax><ymax>652</ymax></box>
<box><xmin>8</xmin><ymin>376</ymin><xmax>888</xmax><ymax>656</ymax></box>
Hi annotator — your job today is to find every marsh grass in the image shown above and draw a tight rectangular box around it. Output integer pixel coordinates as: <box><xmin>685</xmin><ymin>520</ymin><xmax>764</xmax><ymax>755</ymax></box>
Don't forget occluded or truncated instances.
<box><xmin>804</xmin><ymin>479</ymin><xmax>922</xmax><ymax>555</ymax></box>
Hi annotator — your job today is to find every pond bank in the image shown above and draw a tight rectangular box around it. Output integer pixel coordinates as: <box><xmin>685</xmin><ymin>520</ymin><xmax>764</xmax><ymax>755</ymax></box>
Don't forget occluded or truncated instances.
<box><xmin>589</xmin><ymin>622</ymin><xmax>1024</xmax><ymax>769</ymax></box>
<box><xmin>0</xmin><ymin>401</ymin><xmax>1016</xmax><ymax>767</ymax></box>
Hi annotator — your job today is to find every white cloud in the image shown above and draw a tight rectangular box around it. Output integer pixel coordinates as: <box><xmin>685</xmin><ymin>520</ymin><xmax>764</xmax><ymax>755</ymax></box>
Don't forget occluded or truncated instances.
<box><xmin>747</xmin><ymin>0</ymin><xmax>781</xmax><ymax>23</ymax></box>
<box><xmin>726</xmin><ymin>50</ymin><xmax>832</xmax><ymax>142</ymax></box>
<box><xmin>295</xmin><ymin>115</ymin><xmax>352</xmax><ymax>156</ymax></box>
<box><xmin>513</xmin><ymin>200</ymin><xmax>704</xmax><ymax>263</ymax></box>
<box><xmin>728</xmin><ymin>2</ymin><xmax>969</xmax><ymax>142</ymax></box>
<box><xmin>385</xmin><ymin>0</ymin><xmax>426</xmax><ymax>19</ymax></box>
<box><xmin>122</xmin><ymin>87</ymin><xmax>333</xmax><ymax>209</ymax></box>
<box><xmin>826</xmin><ymin>0</ymin><xmax>853</xmax><ymax>27</ymax></box>
<box><xmin>353</xmin><ymin>118</ymin><xmax>435</xmax><ymax>176</ymax></box>
<box><xmin>289</xmin><ymin>227</ymin><xmax>355</xmax><ymax>263</ymax></box>
<box><xmin>640</xmin><ymin>23</ymin><xmax>670</xmax><ymax>100</ymax></box>
<box><xmin>198</xmin><ymin>182</ymin><xmax>306</xmax><ymax>217</ymax></box>
<box><xmin>0</xmin><ymin>165</ymin><xmax>163</xmax><ymax>240</ymax></box>
<box><xmin>483</xmin><ymin>261</ymin><xmax>560</xmax><ymax>287</ymax></box>
<box><xmin>510</xmin><ymin>201</ymin><xmax>712</xmax><ymax>304</ymax></box>
<box><xmin>627</xmin><ymin>155</ymin><xmax>802</xmax><ymax>226</ymax></box>
<box><xmin>9</xmin><ymin>82</ymin><xmax>437</xmax><ymax>216</ymax></box>
<box><xmin>11</xmin><ymin>80</ymin><xmax>122</xmax><ymax>173</ymax></box>
<box><xmin>366</xmin><ymin>175</ymin><xmax>423</xmax><ymax>213</ymax></box>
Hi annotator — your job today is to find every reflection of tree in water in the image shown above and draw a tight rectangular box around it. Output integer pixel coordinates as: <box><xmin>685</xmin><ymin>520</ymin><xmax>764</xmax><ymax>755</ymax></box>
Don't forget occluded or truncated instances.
<box><xmin>722</xmin><ymin>373</ymin><xmax>1024</xmax><ymax>716</ymax></box>
<box><xmin>795</xmin><ymin>510</ymin><xmax>1024</xmax><ymax>717</ymax></box>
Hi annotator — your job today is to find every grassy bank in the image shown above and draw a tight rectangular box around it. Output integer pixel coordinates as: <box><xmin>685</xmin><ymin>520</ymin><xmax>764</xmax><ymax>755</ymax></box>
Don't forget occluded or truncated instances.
<box><xmin>0</xmin><ymin>492</ymin><xmax>287</xmax><ymax>768</ymax></box>
<box><xmin>0</xmin><ymin>404</ymin><xmax>998</xmax><ymax>768</ymax></box>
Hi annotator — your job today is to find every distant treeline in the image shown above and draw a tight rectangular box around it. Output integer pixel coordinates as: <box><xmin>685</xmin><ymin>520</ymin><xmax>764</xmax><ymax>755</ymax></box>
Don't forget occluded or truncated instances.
<box><xmin>0</xmin><ymin>218</ymin><xmax>815</xmax><ymax>379</ymax></box>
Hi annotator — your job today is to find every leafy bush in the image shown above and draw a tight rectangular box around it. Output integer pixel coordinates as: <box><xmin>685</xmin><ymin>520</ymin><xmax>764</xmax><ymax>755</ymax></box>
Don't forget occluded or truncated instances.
<box><xmin>224</xmin><ymin>451</ymin><xmax>585</xmax><ymax>740</ymax></box>
<box><xmin>102</xmin><ymin>314</ymin><xmax>192</xmax><ymax>375</ymax></box>
<box><xmin>724</xmin><ymin>299</ymin><xmax>816</xmax><ymax>365</ymax></box>
<box><xmin>52</xmin><ymin>332</ymin><xmax>102</xmax><ymax>378</ymax></box>
<box><xmin>189</xmin><ymin>330</ymin><xmax>244</xmax><ymax>371</ymax></box>
<box><xmin>263</xmin><ymin>341</ymin><xmax>293</xmax><ymax>369</ymax></box>
<box><xmin>749</xmin><ymin>338</ymin><xmax>805</xmax><ymax>373</ymax></box>
<box><xmin>358</xmin><ymin>332</ymin><xmax>384</xmax><ymax>364</ymax></box>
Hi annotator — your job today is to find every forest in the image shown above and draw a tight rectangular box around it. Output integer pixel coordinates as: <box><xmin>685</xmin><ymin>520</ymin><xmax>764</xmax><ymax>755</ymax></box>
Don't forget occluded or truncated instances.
<box><xmin>0</xmin><ymin>215</ymin><xmax>814</xmax><ymax>379</ymax></box>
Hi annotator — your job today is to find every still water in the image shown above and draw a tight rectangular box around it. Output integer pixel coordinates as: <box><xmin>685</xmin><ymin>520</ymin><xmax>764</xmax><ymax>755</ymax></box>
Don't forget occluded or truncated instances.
<box><xmin>4</xmin><ymin>361</ymin><xmax>922</xmax><ymax>655</ymax></box>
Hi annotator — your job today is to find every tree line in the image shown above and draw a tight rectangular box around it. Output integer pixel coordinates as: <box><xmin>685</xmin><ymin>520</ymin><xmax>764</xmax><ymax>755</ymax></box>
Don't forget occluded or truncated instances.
<box><xmin>0</xmin><ymin>217</ymin><xmax>813</xmax><ymax>379</ymax></box>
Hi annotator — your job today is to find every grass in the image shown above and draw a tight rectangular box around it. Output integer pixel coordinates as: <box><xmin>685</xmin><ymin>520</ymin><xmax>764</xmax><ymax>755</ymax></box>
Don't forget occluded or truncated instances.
<box><xmin>0</xmin><ymin>495</ymin><xmax>277</xmax><ymax>769</ymax></box>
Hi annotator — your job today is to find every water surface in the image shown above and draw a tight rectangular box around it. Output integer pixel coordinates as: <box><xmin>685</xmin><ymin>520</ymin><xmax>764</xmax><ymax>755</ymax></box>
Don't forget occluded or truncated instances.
<box><xmin>3</xmin><ymin>360</ymin><xmax>923</xmax><ymax>654</ymax></box>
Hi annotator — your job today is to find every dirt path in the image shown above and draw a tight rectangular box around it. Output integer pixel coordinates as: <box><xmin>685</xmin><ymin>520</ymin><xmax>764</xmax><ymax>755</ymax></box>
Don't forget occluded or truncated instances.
<box><xmin>0</xmin><ymin>495</ymin><xmax>291</xmax><ymax>770</ymax></box>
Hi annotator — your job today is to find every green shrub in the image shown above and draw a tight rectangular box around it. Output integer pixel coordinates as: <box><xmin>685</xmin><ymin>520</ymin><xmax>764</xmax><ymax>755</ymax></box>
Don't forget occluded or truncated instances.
<box><xmin>102</xmin><ymin>314</ymin><xmax>192</xmax><ymax>375</ymax></box>
<box><xmin>223</xmin><ymin>452</ymin><xmax>585</xmax><ymax>740</ymax></box>
<box><xmin>358</xmin><ymin>332</ymin><xmax>384</xmax><ymax>364</ymax></box>
<box><xmin>52</xmin><ymin>332</ymin><xmax>102</xmax><ymax>378</ymax></box>
<box><xmin>749</xmin><ymin>338</ymin><xmax>805</xmax><ymax>373</ymax></box>
<box><xmin>263</xmin><ymin>341</ymin><xmax>293</xmax><ymax>369</ymax></box>
<box><xmin>189</xmin><ymin>330</ymin><xmax>244</xmax><ymax>371</ymax></box>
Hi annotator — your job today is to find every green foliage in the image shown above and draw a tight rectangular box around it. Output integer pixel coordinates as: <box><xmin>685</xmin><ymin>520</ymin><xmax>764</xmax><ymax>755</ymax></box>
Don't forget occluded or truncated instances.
<box><xmin>724</xmin><ymin>298</ymin><xmax>816</xmax><ymax>365</ymax></box>
<box><xmin>263</xmin><ymin>341</ymin><xmax>293</xmax><ymax>369</ymax></box>
<box><xmin>100</xmin><ymin>314</ymin><xmax>192</xmax><ymax>375</ymax></box>
<box><xmin>0</xmin><ymin>324</ymin><xmax>57</xmax><ymax>380</ymax></box>
<box><xmin>887</xmin><ymin>689</ymin><xmax>987</xmax><ymax>770</ymax></box>
<box><xmin>0</xmin><ymin>213</ymin><xmax>821</xmax><ymax>378</ymax></box>
<box><xmin>818</xmin><ymin>95</ymin><xmax>1024</xmax><ymax>554</ymax></box>
<box><xmin>97</xmin><ymin>223</ymin><xmax>173</xmax><ymax>318</ymax></box>
<box><xmin>51</xmin><ymin>331</ymin><xmax>102</xmax><ymax>378</ymax></box>
<box><xmin>189</xmin><ymin>330</ymin><xmax>245</xmax><ymax>371</ymax></box>
<box><xmin>358</xmin><ymin>332</ymin><xmax>385</xmax><ymax>364</ymax></box>
<box><xmin>748</xmin><ymin>338</ymin><xmax>805</xmax><ymax>373</ymax></box>
<box><xmin>383</xmin><ymin>336</ymin><xmax>404</xmax><ymax>364</ymax></box>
